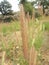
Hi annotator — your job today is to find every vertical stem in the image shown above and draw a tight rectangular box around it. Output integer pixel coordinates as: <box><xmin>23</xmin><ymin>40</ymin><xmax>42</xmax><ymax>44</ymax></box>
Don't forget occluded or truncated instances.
<box><xmin>29</xmin><ymin>46</ymin><xmax>35</xmax><ymax>65</ymax></box>
<box><xmin>32</xmin><ymin>9</ymin><xmax>35</xmax><ymax>21</ymax></box>
<box><xmin>27</xmin><ymin>12</ymin><xmax>30</xmax><ymax>23</ymax></box>
<box><xmin>29</xmin><ymin>46</ymin><xmax>37</xmax><ymax>65</ymax></box>
<box><xmin>20</xmin><ymin>4</ymin><xmax>29</xmax><ymax>60</ymax></box>
<box><xmin>33</xmin><ymin>51</ymin><xmax>37</xmax><ymax>65</ymax></box>
<box><xmin>2</xmin><ymin>51</ymin><xmax>5</xmax><ymax>65</ymax></box>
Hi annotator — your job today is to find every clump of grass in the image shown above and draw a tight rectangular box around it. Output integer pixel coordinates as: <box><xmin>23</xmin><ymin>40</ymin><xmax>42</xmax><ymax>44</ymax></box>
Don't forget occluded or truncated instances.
<box><xmin>44</xmin><ymin>22</ymin><xmax>49</xmax><ymax>31</ymax></box>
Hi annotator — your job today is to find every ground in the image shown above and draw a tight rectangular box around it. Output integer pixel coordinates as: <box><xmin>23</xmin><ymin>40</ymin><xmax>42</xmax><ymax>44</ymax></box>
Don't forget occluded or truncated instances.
<box><xmin>37</xmin><ymin>21</ymin><xmax>49</xmax><ymax>65</ymax></box>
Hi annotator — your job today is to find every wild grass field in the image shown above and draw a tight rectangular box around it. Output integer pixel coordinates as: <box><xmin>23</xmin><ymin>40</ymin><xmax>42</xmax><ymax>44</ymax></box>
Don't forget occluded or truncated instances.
<box><xmin>0</xmin><ymin>0</ymin><xmax>49</xmax><ymax>65</ymax></box>
<box><xmin>0</xmin><ymin>20</ymin><xmax>43</xmax><ymax>65</ymax></box>
<box><xmin>0</xmin><ymin>18</ymin><xmax>49</xmax><ymax>65</ymax></box>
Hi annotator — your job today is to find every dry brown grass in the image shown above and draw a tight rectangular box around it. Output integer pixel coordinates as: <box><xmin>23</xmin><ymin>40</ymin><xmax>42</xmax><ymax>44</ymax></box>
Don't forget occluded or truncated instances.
<box><xmin>20</xmin><ymin>4</ymin><xmax>29</xmax><ymax>60</ymax></box>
